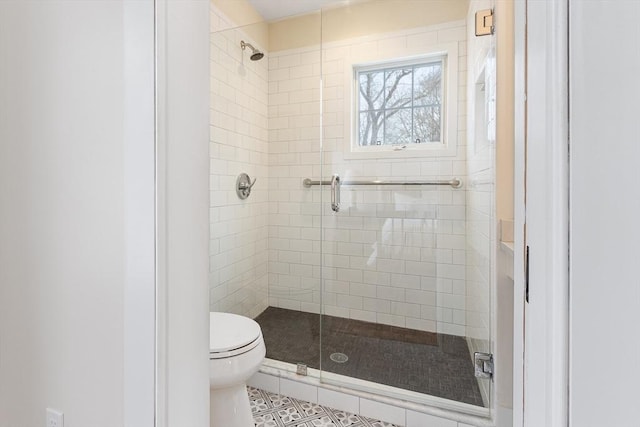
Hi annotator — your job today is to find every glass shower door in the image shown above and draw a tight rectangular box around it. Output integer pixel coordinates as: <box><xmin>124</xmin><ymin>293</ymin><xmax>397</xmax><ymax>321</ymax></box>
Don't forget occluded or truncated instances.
<box><xmin>317</xmin><ymin>0</ymin><xmax>496</xmax><ymax>412</ymax></box>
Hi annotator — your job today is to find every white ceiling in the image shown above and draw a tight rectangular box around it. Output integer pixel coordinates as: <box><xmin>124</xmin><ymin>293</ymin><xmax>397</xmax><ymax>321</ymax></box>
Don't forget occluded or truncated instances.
<box><xmin>246</xmin><ymin>0</ymin><xmax>347</xmax><ymax>22</ymax></box>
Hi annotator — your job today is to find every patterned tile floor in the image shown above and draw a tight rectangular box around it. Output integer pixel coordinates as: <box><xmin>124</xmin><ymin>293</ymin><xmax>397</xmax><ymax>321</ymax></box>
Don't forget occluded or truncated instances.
<box><xmin>249</xmin><ymin>387</ymin><xmax>399</xmax><ymax>427</ymax></box>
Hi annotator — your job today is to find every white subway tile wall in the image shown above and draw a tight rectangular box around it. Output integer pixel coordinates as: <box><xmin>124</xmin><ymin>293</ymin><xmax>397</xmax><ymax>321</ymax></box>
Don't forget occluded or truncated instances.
<box><xmin>267</xmin><ymin>22</ymin><xmax>468</xmax><ymax>335</ymax></box>
<box><xmin>209</xmin><ymin>8</ymin><xmax>270</xmax><ymax>318</ymax></box>
<box><xmin>209</xmin><ymin>7</ymin><xmax>482</xmax><ymax>339</ymax></box>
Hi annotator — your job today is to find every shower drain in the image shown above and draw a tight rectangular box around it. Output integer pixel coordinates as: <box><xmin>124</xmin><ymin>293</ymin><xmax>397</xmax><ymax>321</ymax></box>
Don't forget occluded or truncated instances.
<box><xmin>329</xmin><ymin>352</ymin><xmax>349</xmax><ymax>363</ymax></box>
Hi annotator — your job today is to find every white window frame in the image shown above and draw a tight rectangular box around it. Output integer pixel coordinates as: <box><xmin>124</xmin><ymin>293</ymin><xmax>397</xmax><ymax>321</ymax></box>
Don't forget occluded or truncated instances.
<box><xmin>346</xmin><ymin>43</ymin><xmax>459</xmax><ymax>159</ymax></box>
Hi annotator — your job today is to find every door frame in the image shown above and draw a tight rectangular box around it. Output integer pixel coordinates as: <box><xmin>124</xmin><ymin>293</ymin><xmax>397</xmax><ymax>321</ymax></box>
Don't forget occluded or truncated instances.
<box><xmin>154</xmin><ymin>0</ymin><xmax>211</xmax><ymax>426</ymax></box>
<box><xmin>513</xmin><ymin>0</ymin><xmax>570</xmax><ymax>426</ymax></box>
<box><xmin>147</xmin><ymin>0</ymin><xmax>573</xmax><ymax>425</ymax></box>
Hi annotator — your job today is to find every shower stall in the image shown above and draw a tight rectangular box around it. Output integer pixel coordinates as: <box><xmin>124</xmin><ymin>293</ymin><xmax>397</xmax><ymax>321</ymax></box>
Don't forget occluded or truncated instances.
<box><xmin>209</xmin><ymin>0</ymin><xmax>496</xmax><ymax>416</ymax></box>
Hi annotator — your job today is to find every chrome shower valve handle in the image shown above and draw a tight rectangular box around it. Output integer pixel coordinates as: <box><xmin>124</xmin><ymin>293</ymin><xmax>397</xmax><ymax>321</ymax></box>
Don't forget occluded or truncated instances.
<box><xmin>236</xmin><ymin>173</ymin><xmax>256</xmax><ymax>199</ymax></box>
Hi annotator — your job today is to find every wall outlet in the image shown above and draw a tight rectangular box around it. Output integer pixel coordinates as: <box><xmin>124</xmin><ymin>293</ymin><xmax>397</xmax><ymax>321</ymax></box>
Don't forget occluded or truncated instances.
<box><xmin>46</xmin><ymin>408</ymin><xmax>64</xmax><ymax>427</ymax></box>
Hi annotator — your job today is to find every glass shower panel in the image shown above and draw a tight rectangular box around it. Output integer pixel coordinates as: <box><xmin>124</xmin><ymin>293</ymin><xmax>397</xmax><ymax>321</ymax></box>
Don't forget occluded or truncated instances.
<box><xmin>318</xmin><ymin>0</ymin><xmax>494</xmax><ymax>410</ymax></box>
<box><xmin>208</xmin><ymin>8</ymin><xmax>324</xmax><ymax>376</ymax></box>
<box><xmin>466</xmin><ymin>12</ymin><xmax>497</xmax><ymax>409</ymax></box>
<box><xmin>259</xmin><ymin>11</ymin><xmax>323</xmax><ymax>374</ymax></box>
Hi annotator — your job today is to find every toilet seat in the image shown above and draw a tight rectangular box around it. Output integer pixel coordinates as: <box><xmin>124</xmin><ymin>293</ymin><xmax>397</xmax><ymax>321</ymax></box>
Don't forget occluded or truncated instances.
<box><xmin>209</xmin><ymin>312</ymin><xmax>263</xmax><ymax>359</ymax></box>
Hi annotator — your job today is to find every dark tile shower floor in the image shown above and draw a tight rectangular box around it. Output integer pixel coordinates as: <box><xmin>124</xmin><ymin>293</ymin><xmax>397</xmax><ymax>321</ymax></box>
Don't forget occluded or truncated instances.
<box><xmin>255</xmin><ymin>306</ymin><xmax>485</xmax><ymax>407</ymax></box>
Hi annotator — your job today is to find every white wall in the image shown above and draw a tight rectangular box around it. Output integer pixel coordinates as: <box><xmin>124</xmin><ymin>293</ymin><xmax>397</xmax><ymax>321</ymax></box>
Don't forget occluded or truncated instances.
<box><xmin>0</xmin><ymin>1</ymin><xmax>211</xmax><ymax>426</ymax></box>
<box><xmin>267</xmin><ymin>21</ymin><xmax>469</xmax><ymax>335</ymax></box>
<box><xmin>0</xmin><ymin>1</ymin><xmax>152</xmax><ymax>425</ymax></box>
<box><xmin>209</xmin><ymin>6</ymin><xmax>270</xmax><ymax>319</ymax></box>
<box><xmin>569</xmin><ymin>1</ymin><xmax>640</xmax><ymax>425</ymax></box>
<box><xmin>123</xmin><ymin>1</ymin><xmax>156</xmax><ymax>424</ymax></box>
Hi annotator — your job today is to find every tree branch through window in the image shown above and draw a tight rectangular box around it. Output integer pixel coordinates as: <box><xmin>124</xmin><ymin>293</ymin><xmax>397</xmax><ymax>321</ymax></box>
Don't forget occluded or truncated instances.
<box><xmin>357</xmin><ymin>60</ymin><xmax>443</xmax><ymax>147</ymax></box>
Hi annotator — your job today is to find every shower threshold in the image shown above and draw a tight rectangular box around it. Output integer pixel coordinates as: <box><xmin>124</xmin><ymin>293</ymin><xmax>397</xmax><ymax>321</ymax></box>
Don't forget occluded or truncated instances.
<box><xmin>254</xmin><ymin>306</ymin><xmax>485</xmax><ymax>407</ymax></box>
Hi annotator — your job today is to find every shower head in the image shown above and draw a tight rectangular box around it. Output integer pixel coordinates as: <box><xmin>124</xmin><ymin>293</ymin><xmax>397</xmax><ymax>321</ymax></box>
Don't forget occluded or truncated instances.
<box><xmin>240</xmin><ymin>40</ymin><xmax>264</xmax><ymax>61</ymax></box>
<box><xmin>250</xmin><ymin>51</ymin><xmax>264</xmax><ymax>61</ymax></box>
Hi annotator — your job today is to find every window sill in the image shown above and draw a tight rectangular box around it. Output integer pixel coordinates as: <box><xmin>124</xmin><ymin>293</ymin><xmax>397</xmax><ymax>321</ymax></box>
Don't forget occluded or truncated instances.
<box><xmin>342</xmin><ymin>145</ymin><xmax>458</xmax><ymax>160</ymax></box>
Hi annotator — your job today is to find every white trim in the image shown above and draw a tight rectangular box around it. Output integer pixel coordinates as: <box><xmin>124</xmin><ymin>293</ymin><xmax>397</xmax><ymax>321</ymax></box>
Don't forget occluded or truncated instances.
<box><xmin>154</xmin><ymin>0</ymin><xmax>168</xmax><ymax>424</ymax></box>
<box><xmin>520</xmin><ymin>0</ymin><xmax>570</xmax><ymax>426</ymax></box>
<box><xmin>154</xmin><ymin>0</ymin><xmax>211</xmax><ymax>426</ymax></box>
<box><xmin>512</xmin><ymin>0</ymin><xmax>526</xmax><ymax>426</ymax></box>
<box><xmin>154</xmin><ymin>152</ymin><xmax>168</xmax><ymax>421</ymax></box>
<box><xmin>123</xmin><ymin>1</ymin><xmax>156</xmax><ymax>425</ymax></box>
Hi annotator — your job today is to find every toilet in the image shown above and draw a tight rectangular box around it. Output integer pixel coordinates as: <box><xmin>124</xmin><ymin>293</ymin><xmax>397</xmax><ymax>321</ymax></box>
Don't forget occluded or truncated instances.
<box><xmin>209</xmin><ymin>312</ymin><xmax>265</xmax><ymax>427</ymax></box>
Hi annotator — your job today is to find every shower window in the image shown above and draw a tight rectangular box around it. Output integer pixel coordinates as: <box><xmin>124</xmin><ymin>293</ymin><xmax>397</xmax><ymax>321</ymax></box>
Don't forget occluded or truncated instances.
<box><xmin>350</xmin><ymin>46</ymin><xmax>459</xmax><ymax>157</ymax></box>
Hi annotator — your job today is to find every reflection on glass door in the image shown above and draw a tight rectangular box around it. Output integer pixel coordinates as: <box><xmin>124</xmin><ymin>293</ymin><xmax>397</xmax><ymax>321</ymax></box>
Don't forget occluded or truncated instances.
<box><xmin>318</xmin><ymin>0</ymin><xmax>496</xmax><ymax>411</ymax></box>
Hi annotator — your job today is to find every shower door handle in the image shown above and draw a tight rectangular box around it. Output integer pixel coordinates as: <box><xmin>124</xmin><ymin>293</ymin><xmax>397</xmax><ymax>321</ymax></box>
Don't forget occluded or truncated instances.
<box><xmin>331</xmin><ymin>174</ymin><xmax>341</xmax><ymax>213</ymax></box>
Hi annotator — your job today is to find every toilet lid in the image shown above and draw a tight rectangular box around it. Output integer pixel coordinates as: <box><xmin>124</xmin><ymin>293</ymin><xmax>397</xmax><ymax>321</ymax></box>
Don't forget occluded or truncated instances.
<box><xmin>209</xmin><ymin>312</ymin><xmax>262</xmax><ymax>354</ymax></box>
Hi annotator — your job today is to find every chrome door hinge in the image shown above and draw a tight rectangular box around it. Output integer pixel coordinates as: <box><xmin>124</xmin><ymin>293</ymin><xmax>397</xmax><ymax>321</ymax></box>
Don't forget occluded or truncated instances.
<box><xmin>296</xmin><ymin>363</ymin><xmax>308</xmax><ymax>376</ymax></box>
<box><xmin>474</xmin><ymin>352</ymin><xmax>494</xmax><ymax>379</ymax></box>
<box><xmin>475</xmin><ymin>9</ymin><xmax>495</xmax><ymax>36</ymax></box>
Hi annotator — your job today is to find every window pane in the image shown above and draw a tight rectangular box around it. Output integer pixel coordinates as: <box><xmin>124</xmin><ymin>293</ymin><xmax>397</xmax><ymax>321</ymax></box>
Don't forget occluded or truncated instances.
<box><xmin>358</xmin><ymin>71</ymin><xmax>385</xmax><ymax>111</ymax></box>
<box><xmin>384</xmin><ymin>68</ymin><xmax>413</xmax><ymax>109</ymax></box>
<box><xmin>359</xmin><ymin>111</ymin><xmax>384</xmax><ymax>146</ymax></box>
<box><xmin>355</xmin><ymin>55</ymin><xmax>448</xmax><ymax>149</ymax></box>
<box><xmin>414</xmin><ymin>63</ymin><xmax>442</xmax><ymax>107</ymax></box>
<box><xmin>384</xmin><ymin>108</ymin><xmax>412</xmax><ymax>145</ymax></box>
<box><xmin>413</xmin><ymin>106</ymin><xmax>441</xmax><ymax>143</ymax></box>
